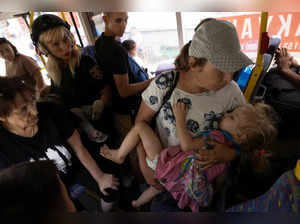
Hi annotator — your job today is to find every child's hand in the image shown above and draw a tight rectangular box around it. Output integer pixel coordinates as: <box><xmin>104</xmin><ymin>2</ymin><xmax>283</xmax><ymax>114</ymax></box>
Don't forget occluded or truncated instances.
<box><xmin>172</xmin><ymin>102</ymin><xmax>187</xmax><ymax>121</ymax></box>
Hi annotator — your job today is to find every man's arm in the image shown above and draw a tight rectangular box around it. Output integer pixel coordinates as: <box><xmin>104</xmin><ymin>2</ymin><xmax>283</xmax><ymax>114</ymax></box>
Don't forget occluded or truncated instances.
<box><xmin>114</xmin><ymin>74</ymin><xmax>152</xmax><ymax>98</ymax></box>
<box><xmin>280</xmin><ymin>68</ymin><xmax>300</xmax><ymax>87</ymax></box>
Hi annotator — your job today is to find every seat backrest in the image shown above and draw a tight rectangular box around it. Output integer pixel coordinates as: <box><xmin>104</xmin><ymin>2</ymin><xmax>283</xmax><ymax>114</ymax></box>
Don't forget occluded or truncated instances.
<box><xmin>249</xmin><ymin>36</ymin><xmax>281</xmax><ymax>102</ymax></box>
<box><xmin>263</xmin><ymin>53</ymin><xmax>273</xmax><ymax>73</ymax></box>
<box><xmin>234</xmin><ymin>64</ymin><xmax>255</xmax><ymax>92</ymax></box>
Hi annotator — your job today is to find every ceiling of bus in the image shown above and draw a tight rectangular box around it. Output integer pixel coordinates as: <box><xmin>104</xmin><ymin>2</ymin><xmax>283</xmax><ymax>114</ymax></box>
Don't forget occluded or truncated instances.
<box><xmin>0</xmin><ymin>11</ymin><xmax>28</xmax><ymax>21</ymax></box>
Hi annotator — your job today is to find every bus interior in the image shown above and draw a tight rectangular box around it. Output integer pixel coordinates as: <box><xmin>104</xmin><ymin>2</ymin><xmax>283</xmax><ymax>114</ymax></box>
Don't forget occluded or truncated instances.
<box><xmin>0</xmin><ymin>10</ymin><xmax>300</xmax><ymax>212</ymax></box>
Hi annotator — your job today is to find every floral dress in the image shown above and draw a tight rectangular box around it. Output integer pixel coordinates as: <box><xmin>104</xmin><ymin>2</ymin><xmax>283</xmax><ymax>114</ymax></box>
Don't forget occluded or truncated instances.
<box><xmin>154</xmin><ymin>129</ymin><xmax>239</xmax><ymax>212</ymax></box>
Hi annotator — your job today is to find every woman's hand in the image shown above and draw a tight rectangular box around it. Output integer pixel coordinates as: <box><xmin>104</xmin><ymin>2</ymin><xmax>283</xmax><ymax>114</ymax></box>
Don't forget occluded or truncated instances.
<box><xmin>277</xmin><ymin>48</ymin><xmax>293</xmax><ymax>71</ymax></box>
<box><xmin>97</xmin><ymin>173</ymin><xmax>119</xmax><ymax>196</ymax></box>
<box><xmin>172</xmin><ymin>102</ymin><xmax>187</xmax><ymax>122</ymax></box>
<box><xmin>195</xmin><ymin>140</ymin><xmax>238</xmax><ymax>170</ymax></box>
<box><xmin>91</xmin><ymin>99</ymin><xmax>104</xmax><ymax>121</ymax></box>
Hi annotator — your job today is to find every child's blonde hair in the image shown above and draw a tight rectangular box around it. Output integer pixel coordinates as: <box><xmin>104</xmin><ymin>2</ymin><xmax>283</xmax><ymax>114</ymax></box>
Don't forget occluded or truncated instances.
<box><xmin>39</xmin><ymin>26</ymin><xmax>80</xmax><ymax>86</ymax></box>
<box><xmin>236</xmin><ymin>103</ymin><xmax>279</xmax><ymax>152</ymax></box>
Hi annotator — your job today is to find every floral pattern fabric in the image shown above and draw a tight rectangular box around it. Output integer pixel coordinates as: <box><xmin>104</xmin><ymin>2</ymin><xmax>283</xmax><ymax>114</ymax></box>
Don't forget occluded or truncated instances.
<box><xmin>142</xmin><ymin>71</ymin><xmax>246</xmax><ymax>148</ymax></box>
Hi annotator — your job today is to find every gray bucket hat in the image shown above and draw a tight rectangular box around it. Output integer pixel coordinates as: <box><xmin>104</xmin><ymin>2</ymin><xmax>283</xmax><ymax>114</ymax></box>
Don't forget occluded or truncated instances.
<box><xmin>189</xmin><ymin>18</ymin><xmax>253</xmax><ymax>73</ymax></box>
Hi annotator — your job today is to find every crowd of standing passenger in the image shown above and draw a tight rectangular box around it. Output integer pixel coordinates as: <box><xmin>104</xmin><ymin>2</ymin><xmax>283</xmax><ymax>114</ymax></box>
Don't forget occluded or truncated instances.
<box><xmin>0</xmin><ymin>12</ymin><xmax>299</xmax><ymax>216</ymax></box>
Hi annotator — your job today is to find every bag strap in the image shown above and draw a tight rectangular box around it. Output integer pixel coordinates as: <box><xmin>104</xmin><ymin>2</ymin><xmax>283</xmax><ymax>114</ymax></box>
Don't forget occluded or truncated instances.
<box><xmin>155</xmin><ymin>70</ymin><xmax>180</xmax><ymax>116</ymax></box>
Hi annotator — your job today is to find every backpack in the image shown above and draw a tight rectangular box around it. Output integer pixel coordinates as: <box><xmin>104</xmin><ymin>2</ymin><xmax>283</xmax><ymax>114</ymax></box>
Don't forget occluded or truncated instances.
<box><xmin>127</xmin><ymin>53</ymin><xmax>149</xmax><ymax>82</ymax></box>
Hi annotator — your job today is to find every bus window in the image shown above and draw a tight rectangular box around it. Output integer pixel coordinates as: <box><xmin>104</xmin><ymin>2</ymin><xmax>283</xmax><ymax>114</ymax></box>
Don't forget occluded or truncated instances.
<box><xmin>182</xmin><ymin>12</ymin><xmax>300</xmax><ymax>63</ymax></box>
<box><xmin>91</xmin><ymin>13</ymin><xmax>104</xmax><ymax>38</ymax></box>
<box><xmin>91</xmin><ymin>12</ymin><xmax>179</xmax><ymax>75</ymax></box>
<box><xmin>181</xmin><ymin>12</ymin><xmax>260</xmax><ymax>62</ymax></box>
<box><xmin>125</xmin><ymin>12</ymin><xmax>179</xmax><ymax>75</ymax></box>
<box><xmin>0</xmin><ymin>15</ymin><xmax>51</xmax><ymax>84</ymax></box>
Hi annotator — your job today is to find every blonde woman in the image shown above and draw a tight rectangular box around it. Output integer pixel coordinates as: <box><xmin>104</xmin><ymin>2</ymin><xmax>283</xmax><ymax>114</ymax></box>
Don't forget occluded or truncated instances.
<box><xmin>31</xmin><ymin>14</ymin><xmax>110</xmax><ymax>144</ymax></box>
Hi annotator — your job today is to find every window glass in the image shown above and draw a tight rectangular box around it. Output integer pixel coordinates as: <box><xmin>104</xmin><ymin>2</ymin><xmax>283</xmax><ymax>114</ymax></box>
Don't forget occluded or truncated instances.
<box><xmin>265</xmin><ymin>12</ymin><xmax>300</xmax><ymax>60</ymax></box>
<box><xmin>182</xmin><ymin>12</ymin><xmax>300</xmax><ymax>62</ymax></box>
<box><xmin>182</xmin><ymin>12</ymin><xmax>259</xmax><ymax>62</ymax></box>
<box><xmin>91</xmin><ymin>13</ymin><xmax>104</xmax><ymax>38</ymax></box>
<box><xmin>92</xmin><ymin>12</ymin><xmax>179</xmax><ymax>75</ymax></box>
<box><xmin>0</xmin><ymin>16</ymin><xmax>50</xmax><ymax>84</ymax></box>
<box><xmin>124</xmin><ymin>12</ymin><xmax>179</xmax><ymax>74</ymax></box>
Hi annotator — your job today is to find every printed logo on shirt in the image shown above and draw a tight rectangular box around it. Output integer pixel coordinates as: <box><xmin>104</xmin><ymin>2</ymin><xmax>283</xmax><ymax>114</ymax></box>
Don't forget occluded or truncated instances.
<box><xmin>29</xmin><ymin>145</ymin><xmax>72</xmax><ymax>174</ymax></box>
<box><xmin>203</xmin><ymin>111</ymin><xmax>222</xmax><ymax>131</ymax></box>
<box><xmin>45</xmin><ymin>146</ymin><xmax>72</xmax><ymax>173</ymax></box>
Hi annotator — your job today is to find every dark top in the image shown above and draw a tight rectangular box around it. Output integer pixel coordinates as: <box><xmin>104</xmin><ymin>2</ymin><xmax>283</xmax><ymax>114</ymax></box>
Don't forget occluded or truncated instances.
<box><xmin>95</xmin><ymin>34</ymin><xmax>140</xmax><ymax>115</ymax></box>
<box><xmin>0</xmin><ymin>102</ymin><xmax>79</xmax><ymax>185</ymax></box>
<box><xmin>264</xmin><ymin>66</ymin><xmax>300</xmax><ymax>91</ymax></box>
<box><xmin>264</xmin><ymin>65</ymin><xmax>300</xmax><ymax>106</ymax></box>
<box><xmin>51</xmin><ymin>55</ymin><xmax>107</xmax><ymax>108</ymax></box>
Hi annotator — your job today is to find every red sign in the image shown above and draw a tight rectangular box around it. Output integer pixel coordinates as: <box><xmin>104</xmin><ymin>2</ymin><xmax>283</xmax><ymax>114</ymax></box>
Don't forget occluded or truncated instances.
<box><xmin>220</xmin><ymin>12</ymin><xmax>300</xmax><ymax>52</ymax></box>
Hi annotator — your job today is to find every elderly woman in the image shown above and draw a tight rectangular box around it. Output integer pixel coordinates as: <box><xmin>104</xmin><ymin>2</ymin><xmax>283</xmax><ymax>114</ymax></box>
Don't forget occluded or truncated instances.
<box><xmin>0</xmin><ymin>37</ymin><xmax>45</xmax><ymax>92</ymax></box>
<box><xmin>135</xmin><ymin>18</ymin><xmax>253</xmax><ymax>211</ymax></box>
<box><xmin>0</xmin><ymin>76</ymin><xmax>119</xmax><ymax>212</ymax></box>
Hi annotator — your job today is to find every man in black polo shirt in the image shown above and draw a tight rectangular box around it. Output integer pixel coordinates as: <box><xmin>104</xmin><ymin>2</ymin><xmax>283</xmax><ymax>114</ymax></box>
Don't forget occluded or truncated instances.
<box><xmin>95</xmin><ymin>12</ymin><xmax>152</xmax><ymax>145</ymax></box>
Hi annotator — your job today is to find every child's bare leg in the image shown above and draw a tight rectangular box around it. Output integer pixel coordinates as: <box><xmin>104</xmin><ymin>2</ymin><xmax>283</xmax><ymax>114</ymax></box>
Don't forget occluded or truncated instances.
<box><xmin>134</xmin><ymin>122</ymin><xmax>163</xmax><ymax>161</ymax></box>
<box><xmin>132</xmin><ymin>186</ymin><xmax>162</xmax><ymax>208</ymax></box>
<box><xmin>100</xmin><ymin>121</ymin><xmax>163</xmax><ymax>164</ymax></box>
